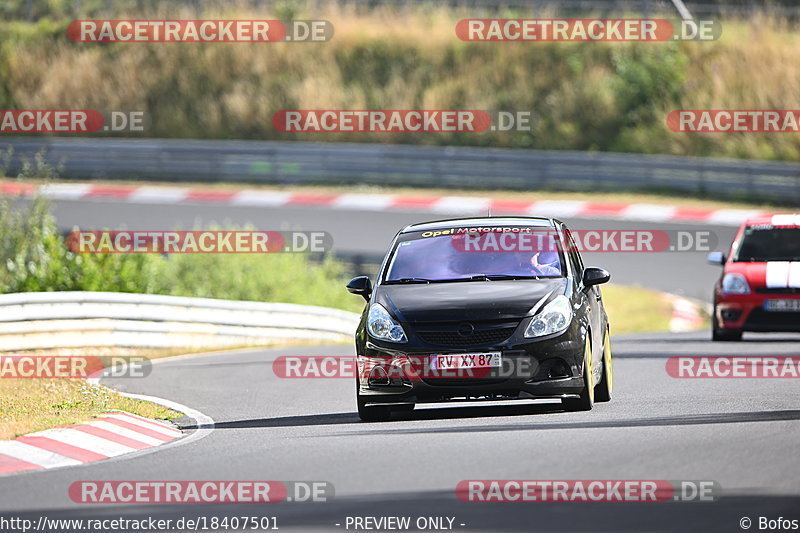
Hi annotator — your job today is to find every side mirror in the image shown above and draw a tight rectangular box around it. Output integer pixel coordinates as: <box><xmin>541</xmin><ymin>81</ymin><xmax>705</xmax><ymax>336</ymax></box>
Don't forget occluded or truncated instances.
<box><xmin>582</xmin><ymin>267</ymin><xmax>610</xmax><ymax>288</ymax></box>
<box><xmin>346</xmin><ymin>276</ymin><xmax>372</xmax><ymax>301</ymax></box>
<box><xmin>707</xmin><ymin>251</ymin><xmax>726</xmax><ymax>265</ymax></box>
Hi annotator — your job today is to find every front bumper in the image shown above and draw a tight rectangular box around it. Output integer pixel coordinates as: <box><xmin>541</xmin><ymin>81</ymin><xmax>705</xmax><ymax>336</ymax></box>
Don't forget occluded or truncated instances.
<box><xmin>715</xmin><ymin>291</ymin><xmax>800</xmax><ymax>333</ymax></box>
<box><xmin>357</xmin><ymin>324</ymin><xmax>587</xmax><ymax>406</ymax></box>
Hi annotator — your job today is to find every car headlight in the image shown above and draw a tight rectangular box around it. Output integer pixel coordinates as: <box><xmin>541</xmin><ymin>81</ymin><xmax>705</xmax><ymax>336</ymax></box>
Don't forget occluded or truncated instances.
<box><xmin>721</xmin><ymin>273</ymin><xmax>750</xmax><ymax>294</ymax></box>
<box><xmin>367</xmin><ymin>304</ymin><xmax>408</xmax><ymax>343</ymax></box>
<box><xmin>525</xmin><ymin>295</ymin><xmax>573</xmax><ymax>338</ymax></box>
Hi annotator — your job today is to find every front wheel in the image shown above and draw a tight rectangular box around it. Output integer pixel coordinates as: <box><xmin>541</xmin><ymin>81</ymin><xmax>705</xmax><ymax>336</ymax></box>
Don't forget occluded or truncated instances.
<box><xmin>712</xmin><ymin>308</ymin><xmax>742</xmax><ymax>341</ymax></box>
<box><xmin>594</xmin><ymin>329</ymin><xmax>612</xmax><ymax>403</ymax></box>
<box><xmin>563</xmin><ymin>339</ymin><xmax>594</xmax><ymax>412</ymax></box>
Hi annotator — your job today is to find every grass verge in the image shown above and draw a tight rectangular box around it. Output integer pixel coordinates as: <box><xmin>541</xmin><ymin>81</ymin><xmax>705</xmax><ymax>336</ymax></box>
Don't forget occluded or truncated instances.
<box><xmin>601</xmin><ymin>284</ymin><xmax>676</xmax><ymax>334</ymax></box>
<box><xmin>0</xmin><ymin>379</ymin><xmax>182</xmax><ymax>440</ymax></box>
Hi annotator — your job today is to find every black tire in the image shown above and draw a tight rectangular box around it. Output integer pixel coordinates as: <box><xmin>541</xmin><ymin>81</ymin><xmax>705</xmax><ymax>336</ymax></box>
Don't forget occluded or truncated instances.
<box><xmin>356</xmin><ymin>378</ymin><xmax>392</xmax><ymax>422</ymax></box>
<box><xmin>563</xmin><ymin>339</ymin><xmax>594</xmax><ymax>412</ymax></box>
<box><xmin>594</xmin><ymin>329</ymin><xmax>612</xmax><ymax>403</ymax></box>
<box><xmin>712</xmin><ymin>309</ymin><xmax>743</xmax><ymax>341</ymax></box>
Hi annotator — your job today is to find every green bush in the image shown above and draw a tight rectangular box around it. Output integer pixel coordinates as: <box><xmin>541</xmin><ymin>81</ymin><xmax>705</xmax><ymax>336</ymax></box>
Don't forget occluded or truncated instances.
<box><xmin>0</xmin><ymin>195</ymin><xmax>363</xmax><ymax>312</ymax></box>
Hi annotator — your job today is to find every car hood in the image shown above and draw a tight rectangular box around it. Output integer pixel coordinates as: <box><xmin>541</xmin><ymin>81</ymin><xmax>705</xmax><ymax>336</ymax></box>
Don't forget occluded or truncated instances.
<box><xmin>375</xmin><ymin>279</ymin><xmax>568</xmax><ymax>323</ymax></box>
<box><xmin>725</xmin><ymin>261</ymin><xmax>800</xmax><ymax>289</ymax></box>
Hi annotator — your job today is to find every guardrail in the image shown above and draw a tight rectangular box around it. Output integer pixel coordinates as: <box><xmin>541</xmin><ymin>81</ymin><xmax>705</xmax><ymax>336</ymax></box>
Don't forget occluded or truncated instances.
<box><xmin>0</xmin><ymin>291</ymin><xmax>361</xmax><ymax>351</ymax></box>
<box><xmin>3</xmin><ymin>137</ymin><xmax>799</xmax><ymax>204</ymax></box>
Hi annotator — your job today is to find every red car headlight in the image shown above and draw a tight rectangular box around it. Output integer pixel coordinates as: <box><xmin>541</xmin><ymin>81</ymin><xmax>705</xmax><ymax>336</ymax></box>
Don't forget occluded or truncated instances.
<box><xmin>721</xmin><ymin>273</ymin><xmax>751</xmax><ymax>294</ymax></box>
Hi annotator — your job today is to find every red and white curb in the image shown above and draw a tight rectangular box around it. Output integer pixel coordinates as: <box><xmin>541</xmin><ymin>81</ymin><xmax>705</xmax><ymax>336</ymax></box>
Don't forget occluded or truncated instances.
<box><xmin>667</xmin><ymin>295</ymin><xmax>707</xmax><ymax>332</ymax></box>
<box><xmin>0</xmin><ymin>181</ymin><xmax>771</xmax><ymax>226</ymax></box>
<box><xmin>0</xmin><ymin>411</ymin><xmax>182</xmax><ymax>476</ymax></box>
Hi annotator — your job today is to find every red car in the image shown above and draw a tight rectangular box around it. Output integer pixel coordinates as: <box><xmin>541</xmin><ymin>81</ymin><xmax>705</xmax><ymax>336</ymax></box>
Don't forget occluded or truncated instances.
<box><xmin>708</xmin><ymin>214</ymin><xmax>800</xmax><ymax>341</ymax></box>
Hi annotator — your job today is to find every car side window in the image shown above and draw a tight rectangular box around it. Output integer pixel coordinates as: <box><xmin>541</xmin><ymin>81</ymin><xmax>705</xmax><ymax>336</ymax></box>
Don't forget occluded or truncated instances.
<box><xmin>572</xmin><ymin>245</ymin><xmax>585</xmax><ymax>276</ymax></box>
<box><xmin>563</xmin><ymin>228</ymin><xmax>584</xmax><ymax>278</ymax></box>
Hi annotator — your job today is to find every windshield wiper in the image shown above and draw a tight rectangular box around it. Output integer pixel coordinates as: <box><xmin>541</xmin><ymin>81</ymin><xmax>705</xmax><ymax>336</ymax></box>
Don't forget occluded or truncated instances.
<box><xmin>385</xmin><ymin>277</ymin><xmax>433</xmax><ymax>284</ymax></box>
<box><xmin>386</xmin><ymin>275</ymin><xmax>544</xmax><ymax>284</ymax></box>
<box><xmin>469</xmin><ymin>274</ymin><xmax>541</xmax><ymax>281</ymax></box>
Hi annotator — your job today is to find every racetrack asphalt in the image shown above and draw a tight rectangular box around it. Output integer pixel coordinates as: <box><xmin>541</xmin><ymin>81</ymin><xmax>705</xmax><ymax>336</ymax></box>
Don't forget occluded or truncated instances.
<box><xmin>0</xmin><ymin>197</ymin><xmax>796</xmax><ymax>532</ymax></box>
<box><xmin>1</xmin><ymin>331</ymin><xmax>798</xmax><ymax>532</ymax></box>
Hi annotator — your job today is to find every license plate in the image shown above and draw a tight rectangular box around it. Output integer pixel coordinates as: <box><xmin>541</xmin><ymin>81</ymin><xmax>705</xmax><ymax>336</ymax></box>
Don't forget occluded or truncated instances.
<box><xmin>430</xmin><ymin>352</ymin><xmax>502</xmax><ymax>370</ymax></box>
<box><xmin>764</xmin><ymin>299</ymin><xmax>800</xmax><ymax>312</ymax></box>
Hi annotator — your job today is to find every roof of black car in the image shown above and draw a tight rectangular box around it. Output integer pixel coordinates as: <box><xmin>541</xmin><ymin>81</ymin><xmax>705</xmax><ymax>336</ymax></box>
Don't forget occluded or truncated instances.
<box><xmin>401</xmin><ymin>217</ymin><xmax>556</xmax><ymax>233</ymax></box>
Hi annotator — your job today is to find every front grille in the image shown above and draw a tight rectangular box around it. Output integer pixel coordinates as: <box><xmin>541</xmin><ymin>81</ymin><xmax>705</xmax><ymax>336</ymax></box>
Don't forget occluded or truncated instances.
<box><xmin>745</xmin><ymin>309</ymin><xmax>800</xmax><ymax>329</ymax></box>
<box><xmin>756</xmin><ymin>287</ymin><xmax>800</xmax><ymax>295</ymax></box>
<box><xmin>417</xmin><ymin>328</ymin><xmax>516</xmax><ymax>347</ymax></box>
<box><xmin>530</xmin><ymin>358</ymin><xmax>572</xmax><ymax>382</ymax></box>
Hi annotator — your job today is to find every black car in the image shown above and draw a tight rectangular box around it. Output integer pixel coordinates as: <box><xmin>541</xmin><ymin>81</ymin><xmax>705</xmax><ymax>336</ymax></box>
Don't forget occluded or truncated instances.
<box><xmin>346</xmin><ymin>217</ymin><xmax>613</xmax><ymax>421</ymax></box>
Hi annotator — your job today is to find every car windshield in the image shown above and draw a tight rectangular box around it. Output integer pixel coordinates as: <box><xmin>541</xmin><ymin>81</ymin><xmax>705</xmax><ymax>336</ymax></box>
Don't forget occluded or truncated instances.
<box><xmin>734</xmin><ymin>227</ymin><xmax>800</xmax><ymax>262</ymax></box>
<box><xmin>384</xmin><ymin>228</ymin><xmax>566</xmax><ymax>282</ymax></box>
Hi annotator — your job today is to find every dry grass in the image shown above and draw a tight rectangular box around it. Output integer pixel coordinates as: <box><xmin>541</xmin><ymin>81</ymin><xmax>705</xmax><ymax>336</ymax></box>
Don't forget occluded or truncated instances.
<box><xmin>0</xmin><ymin>342</ymin><xmax>341</xmax><ymax>439</ymax></box>
<box><xmin>2</xmin><ymin>6</ymin><xmax>799</xmax><ymax>160</ymax></box>
<box><xmin>602</xmin><ymin>284</ymin><xmax>675</xmax><ymax>334</ymax></box>
<box><xmin>0</xmin><ymin>378</ymin><xmax>181</xmax><ymax>440</ymax></box>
